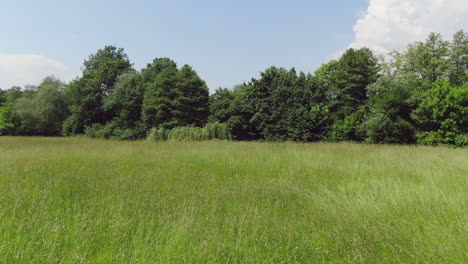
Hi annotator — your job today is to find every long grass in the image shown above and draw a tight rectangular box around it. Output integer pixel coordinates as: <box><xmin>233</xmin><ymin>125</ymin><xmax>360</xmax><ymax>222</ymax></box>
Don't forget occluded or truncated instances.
<box><xmin>147</xmin><ymin>122</ymin><xmax>231</xmax><ymax>141</ymax></box>
<box><xmin>0</xmin><ymin>137</ymin><xmax>466</xmax><ymax>263</ymax></box>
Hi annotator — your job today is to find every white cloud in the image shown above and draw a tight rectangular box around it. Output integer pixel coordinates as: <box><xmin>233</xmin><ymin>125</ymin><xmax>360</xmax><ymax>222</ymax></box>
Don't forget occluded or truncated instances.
<box><xmin>0</xmin><ymin>54</ymin><xmax>75</xmax><ymax>89</ymax></box>
<box><xmin>345</xmin><ymin>0</ymin><xmax>468</xmax><ymax>56</ymax></box>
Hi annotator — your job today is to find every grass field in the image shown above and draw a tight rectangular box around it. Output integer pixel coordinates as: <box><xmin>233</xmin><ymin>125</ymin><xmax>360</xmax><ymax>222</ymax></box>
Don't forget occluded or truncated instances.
<box><xmin>0</xmin><ymin>137</ymin><xmax>467</xmax><ymax>263</ymax></box>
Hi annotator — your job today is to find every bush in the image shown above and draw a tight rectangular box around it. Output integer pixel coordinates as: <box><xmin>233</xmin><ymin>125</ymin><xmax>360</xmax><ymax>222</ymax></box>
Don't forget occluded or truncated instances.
<box><xmin>147</xmin><ymin>122</ymin><xmax>231</xmax><ymax>141</ymax></box>
<box><xmin>328</xmin><ymin>107</ymin><xmax>367</xmax><ymax>142</ymax></box>
<box><xmin>84</xmin><ymin>123</ymin><xmax>113</xmax><ymax>139</ymax></box>
<box><xmin>111</xmin><ymin>124</ymin><xmax>148</xmax><ymax>140</ymax></box>
<box><xmin>455</xmin><ymin>134</ymin><xmax>468</xmax><ymax>147</ymax></box>
<box><xmin>363</xmin><ymin>113</ymin><xmax>416</xmax><ymax>144</ymax></box>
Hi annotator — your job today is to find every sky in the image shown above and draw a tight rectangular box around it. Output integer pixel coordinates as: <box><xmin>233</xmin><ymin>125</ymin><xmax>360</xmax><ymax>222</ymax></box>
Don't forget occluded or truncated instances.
<box><xmin>0</xmin><ymin>0</ymin><xmax>467</xmax><ymax>91</ymax></box>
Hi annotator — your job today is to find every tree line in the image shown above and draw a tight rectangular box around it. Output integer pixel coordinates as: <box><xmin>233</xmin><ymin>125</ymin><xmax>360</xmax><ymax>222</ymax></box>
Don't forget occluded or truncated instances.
<box><xmin>0</xmin><ymin>30</ymin><xmax>467</xmax><ymax>146</ymax></box>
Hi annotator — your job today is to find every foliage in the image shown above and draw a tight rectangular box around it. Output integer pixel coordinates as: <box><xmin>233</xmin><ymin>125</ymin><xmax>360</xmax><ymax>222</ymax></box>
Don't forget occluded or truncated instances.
<box><xmin>9</xmin><ymin>77</ymin><xmax>68</xmax><ymax>136</ymax></box>
<box><xmin>142</xmin><ymin>63</ymin><xmax>209</xmax><ymax>130</ymax></box>
<box><xmin>332</xmin><ymin>47</ymin><xmax>380</xmax><ymax>117</ymax></box>
<box><xmin>0</xmin><ymin>90</ymin><xmax>6</xmax><ymax>106</ymax></box>
<box><xmin>0</xmin><ymin>103</ymin><xmax>19</xmax><ymax>135</ymax></box>
<box><xmin>64</xmin><ymin>46</ymin><xmax>133</xmax><ymax>135</ymax></box>
<box><xmin>412</xmin><ymin>80</ymin><xmax>467</xmax><ymax>145</ymax></box>
<box><xmin>448</xmin><ymin>30</ymin><xmax>468</xmax><ymax>86</ymax></box>
<box><xmin>361</xmin><ymin>76</ymin><xmax>417</xmax><ymax>144</ymax></box>
<box><xmin>402</xmin><ymin>32</ymin><xmax>450</xmax><ymax>82</ymax></box>
<box><xmin>209</xmin><ymin>88</ymin><xmax>235</xmax><ymax>123</ymax></box>
<box><xmin>3</xmin><ymin>30</ymin><xmax>467</xmax><ymax>146</ymax></box>
<box><xmin>362</xmin><ymin>113</ymin><xmax>415</xmax><ymax>144</ymax></box>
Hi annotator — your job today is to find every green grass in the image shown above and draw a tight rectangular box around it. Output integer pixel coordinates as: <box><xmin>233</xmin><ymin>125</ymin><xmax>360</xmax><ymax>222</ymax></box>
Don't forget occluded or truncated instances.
<box><xmin>0</xmin><ymin>137</ymin><xmax>467</xmax><ymax>263</ymax></box>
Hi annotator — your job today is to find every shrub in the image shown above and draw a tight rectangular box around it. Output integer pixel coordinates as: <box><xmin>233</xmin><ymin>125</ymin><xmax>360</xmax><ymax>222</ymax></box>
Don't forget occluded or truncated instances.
<box><xmin>363</xmin><ymin>113</ymin><xmax>416</xmax><ymax>144</ymax></box>
<box><xmin>84</xmin><ymin>123</ymin><xmax>113</xmax><ymax>139</ymax></box>
<box><xmin>454</xmin><ymin>134</ymin><xmax>468</xmax><ymax>147</ymax></box>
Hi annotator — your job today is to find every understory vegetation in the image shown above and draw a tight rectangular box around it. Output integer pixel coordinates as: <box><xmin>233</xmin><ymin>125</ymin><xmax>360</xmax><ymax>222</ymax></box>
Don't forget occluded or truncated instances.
<box><xmin>0</xmin><ymin>137</ymin><xmax>466</xmax><ymax>263</ymax></box>
<box><xmin>0</xmin><ymin>30</ymin><xmax>467</xmax><ymax>145</ymax></box>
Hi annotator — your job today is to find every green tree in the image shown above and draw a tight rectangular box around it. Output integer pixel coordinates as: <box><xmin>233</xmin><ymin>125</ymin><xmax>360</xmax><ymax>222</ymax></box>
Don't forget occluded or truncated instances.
<box><xmin>209</xmin><ymin>88</ymin><xmax>235</xmax><ymax>123</ymax></box>
<box><xmin>104</xmin><ymin>72</ymin><xmax>147</xmax><ymax>138</ymax></box>
<box><xmin>448</xmin><ymin>30</ymin><xmax>468</xmax><ymax>86</ymax></box>
<box><xmin>0</xmin><ymin>90</ymin><xmax>6</xmax><ymax>106</ymax></box>
<box><xmin>142</xmin><ymin>62</ymin><xmax>209</xmax><ymax>130</ymax></box>
<box><xmin>63</xmin><ymin>46</ymin><xmax>133</xmax><ymax>135</ymax></box>
<box><xmin>362</xmin><ymin>76</ymin><xmax>417</xmax><ymax>144</ymax></box>
<box><xmin>176</xmin><ymin>65</ymin><xmax>210</xmax><ymax>127</ymax></box>
<box><xmin>403</xmin><ymin>32</ymin><xmax>450</xmax><ymax>83</ymax></box>
<box><xmin>4</xmin><ymin>86</ymin><xmax>23</xmax><ymax>104</ymax></box>
<box><xmin>328</xmin><ymin>48</ymin><xmax>380</xmax><ymax>141</ymax></box>
<box><xmin>412</xmin><ymin>80</ymin><xmax>468</xmax><ymax>145</ymax></box>
<box><xmin>13</xmin><ymin>76</ymin><xmax>68</xmax><ymax>136</ymax></box>
<box><xmin>142</xmin><ymin>67</ymin><xmax>180</xmax><ymax>129</ymax></box>
<box><xmin>225</xmin><ymin>84</ymin><xmax>259</xmax><ymax>140</ymax></box>
<box><xmin>334</xmin><ymin>48</ymin><xmax>380</xmax><ymax>115</ymax></box>
<box><xmin>0</xmin><ymin>103</ymin><xmax>19</xmax><ymax>135</ymax></box>
<box><xmin>141</xmin><ymin>58</ymin><xmax>178</xmax><ymax>84</ymax></box>
<box><xmin>246</xmin><ymin>67</ymin><xmax>326</xmax><ymax>141</ymax></box>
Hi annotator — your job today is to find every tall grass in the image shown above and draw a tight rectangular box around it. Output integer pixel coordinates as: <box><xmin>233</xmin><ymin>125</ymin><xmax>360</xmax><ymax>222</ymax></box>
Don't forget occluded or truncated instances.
<box><xmin>147</xmin><ymin>122</ymin><xmax>231</xmax><ymax>141</ymax></box>
<box><xmin>0</xmin><ymin>137</ymin><xmax>466</xmax><ymax>263</ymax></box>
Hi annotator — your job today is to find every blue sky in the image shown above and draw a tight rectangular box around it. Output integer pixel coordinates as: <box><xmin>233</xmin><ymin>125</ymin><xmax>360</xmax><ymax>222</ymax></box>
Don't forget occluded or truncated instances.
<box><xmin>1</xmin><ymin>0</ymin><xmax>466</xmax><ymax>91</ymax></box>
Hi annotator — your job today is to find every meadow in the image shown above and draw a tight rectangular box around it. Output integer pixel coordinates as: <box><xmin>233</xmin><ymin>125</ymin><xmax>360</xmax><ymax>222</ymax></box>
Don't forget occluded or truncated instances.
<box><xmin>0</xmin><ymin>137</ymin><xmax>466</xmax><ymax>263</ymax></box>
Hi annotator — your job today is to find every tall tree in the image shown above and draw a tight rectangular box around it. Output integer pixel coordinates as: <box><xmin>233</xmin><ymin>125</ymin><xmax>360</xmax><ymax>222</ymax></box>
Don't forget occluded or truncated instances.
<box><xmin>13</xmin><ymin>76</ymin><xmax>68</xmax><ymax>136</ymax></box>
<box><xmin>334</xmin><ymin>48</ymin><xmax>380</xmax><ymax>114</ymax></box>
<box><xmin>104</xmin><ymin>73</ymin><xmax>146</xmax><ymax>135</ymax></box>
<box><xmin>209</xmin><ymin>88</ymin><xmax>235</xmax><ymax>123</ymax></box>
<box><xmin>142</xmin><ymin>67</ymin><xmax>180</xmax><ymax>129</ymax></box>
<box><xmin>141</xmin><ymin>62</ymin><xmax>209</xmax><ymax>130</ymax></box>
<box><xmin>362</xmin><ymin>76</ymin><xmax>417</xmax><ymax>144</ymax></box>
<box><xmin>403</xmin><ymin>33</ymin><xmax>450</xmax><ymax>83</ymax></box>
<box><xmin>63</xmin><ymin>46</ymin><xmax>133</xmax><ymax>135</ymax></box>
<box><xmin>176</xmin><ymin>65</ymin><xmax>210</xmax><ymax>127</ymax></box>
<box><xmin>0</xmin><ymin>90</ymin><xmax>6</xmax><ymax>106</ymax></box>
<box><xmin>328</xmin><ymin>48</ymin><xmax>380</xmax><ymax>141</ymax></box>
<box><xmin>448</xmin><ymin>30</ymin><xmax>468</xmax><ymax>86</ymax></box>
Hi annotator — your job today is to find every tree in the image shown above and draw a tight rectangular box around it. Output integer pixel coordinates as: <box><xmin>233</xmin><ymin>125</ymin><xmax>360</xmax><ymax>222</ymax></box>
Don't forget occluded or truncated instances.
<box><xmin>142</xmin><ymin>62</ymin><xmax>210</xmax><ymax>130</ymax></box>
<box><xmin>412</xmin><ymin>80</ymin><xmax>468</xmax><ymax>145</ymax></box>
<box><xmin>225</xmin><ymin>84</ymin><xmax>259</xmax><ymax>140</ymax></box>
<box><xmin>328</xmin><ymin>48</ymin><xmax>380</xmax><ymax>141</ymax></box>
<box><xmin>141</xmin><ymin>58</ymin><xmax>178</xmax><ymax>84</ymax></box>
<box><xmin>63</xmin><ymin>46</ymin><xmax>133</xmax><ymax>135</ymax></box>
<box><xmin>362</xmin><ymin>76</ymin><xmax>417</xmax><ymax>144</ymax></box>
<box><xmin>245</xmin><ymin>67</ymin><xmax>324</xmax><ymax>141</ymax></box>
<box><xmin>209</xmin><ymin>88</ymin><xmax>235</xmax><ymax>123</ymax></box>
<box><xmin>0</xmin><ymin>90</ymin><xmax>6</xmax><ymax>106</ymax></box>
<box><xmin>403</xmin><ymin>33</ymin><xmax>450</xmax><ymax>83</ymax></box>
<box><xmin>334</xmin><ymin>48</ymin><xmax>380</xmax><ymax>114</ymax></box>
<box><xmin>105</xmin><ymin>73</ymin><xmax>145</xmax><ymax>124</ymax></box>
<box><xmin>176</xmin><ymin>65</ymin><xmax>210</xmax><ymax>127</ymax></box>
<box><xmin>13</xmin><ymin>76</ymin><xmax>68</xmax><ymax>136</ymax></box>
<box><xmin>142</xmin><ymin>67</ymin><xmax>180</xmax><ymax>129</ymax></box>
<box><xmin>448</xmin><ymin>30</ymin><xmax>468</xmax><ymax>86</ymax></box>
<box><xmin>5</xmin><ymin>86</ymin><xmax>24</xmax><ymax>103</ymax></box>
<box><xmin>0</xmin><ymin>103</ymin><xmax>19</xmax><ymax>135</ymax></box>
<box><xmin>33</xmin><ymin>77</ymin><xmax>69</xmax><ymax>135</ymax></box>
<box><xmin>140</xmin><ymin>58</ymin><xmax>179</xmax><ymax>129</ymax></box>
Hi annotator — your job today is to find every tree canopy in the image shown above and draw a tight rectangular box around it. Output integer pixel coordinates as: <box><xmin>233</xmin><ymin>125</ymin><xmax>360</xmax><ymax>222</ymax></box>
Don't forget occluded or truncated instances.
<box><xmin>1</xmin><ymin>31</ymin><xmax>467</xmax><ymax>146</ymax></box>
